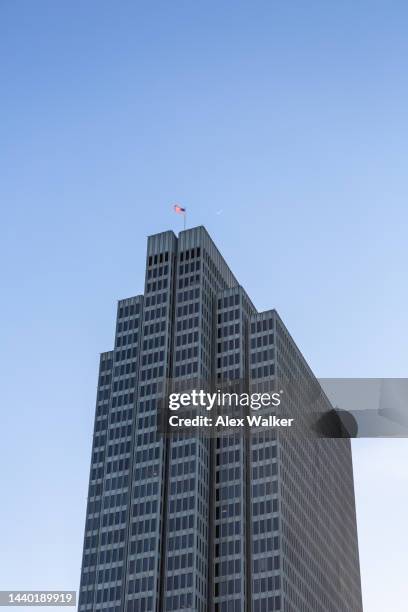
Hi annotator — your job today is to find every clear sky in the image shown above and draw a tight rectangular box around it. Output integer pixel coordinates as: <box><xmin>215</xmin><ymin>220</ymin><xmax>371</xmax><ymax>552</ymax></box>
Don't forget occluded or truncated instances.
<box><xmin>1</xmin><ymin>1</ymin><xmax>407</xmax><ymax>610</ymax></box>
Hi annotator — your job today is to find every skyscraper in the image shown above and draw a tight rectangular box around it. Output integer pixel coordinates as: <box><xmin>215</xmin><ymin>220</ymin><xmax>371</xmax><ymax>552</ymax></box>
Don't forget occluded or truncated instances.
<box><xmin>79</xmin><ymin>226</ymin><xmax>363</xmax><ymax>612</ymax></box>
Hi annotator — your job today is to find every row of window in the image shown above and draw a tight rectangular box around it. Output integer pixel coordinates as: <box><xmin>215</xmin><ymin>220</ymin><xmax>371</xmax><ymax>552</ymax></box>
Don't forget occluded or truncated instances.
<box><xmin>128</xmin><ymin>555</ymin><xmax>155</xmax><ymax>573</ymax></box>
<box><xmin>253</xmin><ymin>554</ymin><xmax>281</xmax><ymax>574</ymax></box>
<box><xmin>215</xmin><ymin>578</ymin><xmax>242</xmax><ymax>596</ymax></box>
<box><xmin>214</xmin><ymin>600</ymin><xmax>245</xmax><ymax>612</ymax></box>
<box><xmin>253</xmin><ymin>537</ymin><xmax>280</xmax><ymax>555</ymax></box>
<box><xmin>169</xmin><ymin>477</ymin><xmax>196</xmax><ymax>495</ymax></box>
<box><xmin>215</xmin><ymin>502</ymin><xmax>241</xmax><ymax>519</ymax></box>
<box><xmin>175</xmin><ymin>315</ymin><xmax>199</xmax><ymax>331</ymax></box>
<box><xmin>146</xmin><ymin>277</ymin><xmax>168</xmax><ymax>292</ymax></box>
<box><xmin>177</xmin><ymin>287</ymin><xmax>200</xmax><ymax>302</ymax></box>
<box><xmin>166</xmin><ymin>572</ymin><xmax>193</xmax><ymax>590</ymax></box>
<box><xmin>101</xmin><ymin>508</ymin><xmax>127</xmax><ymax>527</ymax></box>
<box><xmin>216</xmin><ymin>483</ymin><xmax>242</xmax><ymax>502</ymax></box>
<box><xmin>140</xmin><ymin>366</ymin><xmax>164</xmax><ymax>380</ymax></box>
<box><xmin>132</xmin><ymin>499</ymin><xmax>158</xmax><ymax>516</ymax></box>
<box><xmin>169</xmin><ymin>495</ymin><xmax>195</xmax><ymax>514</ymax></box>
<box><xmin>116</xmin><ymin>317</ymin><xmax>139</xmax><ymax>332</ymax></box>
<box><xmin>134</xmin><ymin>463</ymin><xmax>159</xmax><ymax>480</ymax></box>
<box><xmin>218</xmin><ymin>323</ymin><xmax>240</xmax><ymax>338</ymax></box>
<box><xmin>252</xmin><ymin>462</ymin><xmax>278</xmax><ymax>480</ymax></box>
<box><xmin>118</xmin><ymin>303</ymin><xmax>141</xmax><ymax>319</ymax></box>
<box><xmin>253</xmin><ymin>519</ymin><xmax>279</xmax><ymax>535</ymax></box>
<box><xmin>133</xmin><ymin>481</ymin><xmax>159</xmax><ymax>499</ymax></box>
<box><xmin>112</xmin><ymin>377</ymin><xmax>135</xmax><ymax>391</ymax></box>
<box><xmin>215</xmin><ymin>521</ymin><xmax>241</xmax><ymax>538</ymax></box>
<box><xmin>174</xmin><ymin>346</ymin><xmax>198</xmax><ymax>361</ymax></box>
<box><xmin>216</xmin><ymin>368</ymin><xmax>241</xmax><ymax>381</ymax></box>
<box><xmin>79</xmin><ymin>586</ymin><xmax>121</xmax><ymax>605</ymax></box>
<box><xmin>217</xmin><ymin>338</ymin><xmax>241</xmax><ymax>352</ymax></box>
<box><xmin>218</xmin><ymin>294</ymin><xmax>241</xmax><ymax>309</ymax></box>
<box><xmin>216</xmin><ymin>466</ymin><xmax>242</xmax><ymax>483</ymax></box>
<box><xmin>251</xmin><ymin>364</ymin><xmax>275</xmax><ymax>379</ymax></box>
<box><xmin>148</xmin><ymin>251</ymin><xmax>170</xmax><ymax>266</ymax></box>
<box><xmin>143</xmin><ymin>306</ymin><xmax>166</xmax><ymax>321</ymax></box>
<box><xmin>175</xmin><ymin>330</ymin><xmax>199</xmax><ymax>346</ymax></box>
<box><xmin>252</xmin><ymin>480</ymin><xmax>278</xmax><ymax>497</ymax></box>
<box><xmin>164</xmin><ymin>593</ymin><xmax>192</xmax><ymax>610</ymax></box>
<box><xmin>103</xmin><ymin>474</ymin><xmax>129</xmax><ymax>492</ymax></box>
<box><xmin>179</xmin><ymin>260</ymin><xmax>200</xmax><ymax>275</ymax></box>
<box><xmin>146</xmin><ymin>264</ymin><xmax>169</xmax><ymax>279</ymax></box>
<box><xmin>250</xmin><ymin>333</ymin><xmax>274</xmax><ymax>348</ymax></box>
<box><xmin>179</xmin><ymin>247</ymin><xmax>200</xmax><ymax>261</ymax></box>
<box><xmin>167</xmin><ymin>551</ymin><xmax>194</xmax><ymax>570</ymax></box>
<box><xmin>253</xmin><ymin>595</ymin><xmax>281</xmax><ymax>611</ymax></box>
<box><xmin>218</xmin><ymin>353</ymin><xmax>240</xmax><ymax>367</ymax></box>
<box><xmin>167</xmin><ymin>532</ymin><xmax>194</xmax><ymax>551</ymax></box>
<box><xmin>251</xmin><ymin>318</ymin><xmax>274</xmax><ymax>333</ymax></box>
<box><xmin>115</xmin><ymin>347</ymin><xmax>138</xmax><ymax>361</ymax></box>
<box><xmin>141</xmin><ymin>335</ymin><xmax>165</xmax><ymax>351</ymax></box>
<box><xmin>107</xmin><ymin>439</ymin><xmax>131</xmax><ymax>457</ymax></box>
<box><xmin>144</xmin><ymin>291</ymin><xmax>168</xmax><ymax>307</ymax></box>
<box><xmin>135</xmin><ymin>443</ymin><xmax>160</xmax><ymax>463</ymax></box>
<box><xmin>215</xmin><ymin>539</ymin><xmax>241</xmax><ymax>557</ymax></box>
<box><xmin>116</xmin><ymin>332</ymin><xmax>139</xmax><ymax>348</ymax></box>
<box><xmin>139</xmin><ymin>382</ymin><xmax>161</xmax><ymax>397</ymax></box>
<box><xmin>128</xmin><ymin>537</ymin><xmax>156</xmax><ymax>554</ymax></box>
<box><xmin>176</xmin><ymin>301</ymin><xmax>200</xmax><ymax>317</ymax></box>
<box><xmin>98</xmin><ymin>373</ymin><xmax>111</xmax><ymax>386</ymax></box>
<box><xmin>131</xmin><ymin>518</ymin><xmax>157</xmax><ymax>536</ymax></box>
<box><xmin>170</xmin><ymin>459</ymin><xmax>195</xmax><ymax>477</ymax></box>
<box><xmin>215</xmin><ymin>558</ymin><xmax>241</xmax><ymax>576</ymax></box>
<box><xmin>106</xmin><ymin>457</ymin><xmax>130</xmax><ymax>473</ymax></box>
<box><xmin>108</xmin><ymin>423</ymin><xmax>132</xmax><ymax>439</ymax></box>
<box><xmin>253</xmin><ymin>498</ymin><xmax>279</xmax><ymax>515</ymax></box>
<box><xmin>174</xmin><ymin>361</ymin><xmax>198</xmax><ymax>377</ymax></box>
<box><xmin>252</xmin><ymin>444</ymin><xmax>277</xmax><ymax>462</ymax></box>
<box><xmin>114</xmin><ymin>362</ymin><xmax>137</xmax><ymax>375</ymax></box>
<box><xmin>218</xmin><ymin>309</ymin><xmax>241</xmax><ymax>324</ymax></box>
<box><xmin>99</xmin><ymin>357</ymin><xmax>113</xmax><ymax>372</ymax></box>
<box><xmin>98</xmin><ymin>545</ymin><xmax>124</xmax><ymax>566</ymax></box>
<box><xmin>99</xmin><ymin>527</ymin><xmax>126</xmax><ymax>546</ymax></box>
<box><xmin>128</xmin><ymin>576</ymin><xmax>154</xmax><ymax>594</ymax></box>
<box><xmin>251</xmin><ymin>348</ymin><xmax>274</xmax><ymax>363</ymax></box>
<box><xmin>143</xmin><ymin>320</ymin><xmax>166</xmax><ymax>335</ymax></box>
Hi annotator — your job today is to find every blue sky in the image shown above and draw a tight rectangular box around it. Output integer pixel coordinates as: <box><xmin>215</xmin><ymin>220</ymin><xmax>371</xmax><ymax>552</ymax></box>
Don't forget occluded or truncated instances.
<box><xmin>1</xmin><ymin>2</ymin><xmax>407</xmax><ymax>610</ymax></box>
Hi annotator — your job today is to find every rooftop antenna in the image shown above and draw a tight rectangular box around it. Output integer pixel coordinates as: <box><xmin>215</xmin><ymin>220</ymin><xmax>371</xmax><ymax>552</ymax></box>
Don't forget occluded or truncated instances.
<box><xmin>173</xmin><ymin>203</ymin><xmax>187</xmax><ymax>230</ymax></box>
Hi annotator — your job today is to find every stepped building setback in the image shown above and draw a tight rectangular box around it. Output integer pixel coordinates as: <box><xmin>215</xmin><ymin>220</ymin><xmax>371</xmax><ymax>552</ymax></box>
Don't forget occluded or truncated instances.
<box><xmin>79</xmin><ymin>226</ymin><xmax>363</xmax><ymax>612</ymax></box>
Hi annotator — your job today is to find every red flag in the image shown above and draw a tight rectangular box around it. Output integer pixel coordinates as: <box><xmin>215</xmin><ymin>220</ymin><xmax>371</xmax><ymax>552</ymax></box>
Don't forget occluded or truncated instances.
<box><xmin>173</xmin><ymin>204</ymin><xmax>186</xmax><ymax>214</ymax></box>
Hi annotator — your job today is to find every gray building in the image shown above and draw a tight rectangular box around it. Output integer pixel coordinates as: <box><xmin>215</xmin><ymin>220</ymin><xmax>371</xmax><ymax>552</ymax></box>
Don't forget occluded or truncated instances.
<box><xmin>79</xmin><ymin>226</ymin><xmax>363</xmax><ymax>612</ymax></box>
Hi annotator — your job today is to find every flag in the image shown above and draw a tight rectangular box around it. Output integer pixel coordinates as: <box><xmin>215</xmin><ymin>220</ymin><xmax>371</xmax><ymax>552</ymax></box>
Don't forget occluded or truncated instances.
<box><xmin>173</xmin><ymin>204</ymin><xmax>186</xmax><ymax>214</ymax></box>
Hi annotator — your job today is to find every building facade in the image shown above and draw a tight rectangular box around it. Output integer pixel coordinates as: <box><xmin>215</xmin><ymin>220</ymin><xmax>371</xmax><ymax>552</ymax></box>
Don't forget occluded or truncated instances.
<box><xmin>79</xmin><ymin>226</ymin><xmax>363</xmax><ymax>612</ymax></box>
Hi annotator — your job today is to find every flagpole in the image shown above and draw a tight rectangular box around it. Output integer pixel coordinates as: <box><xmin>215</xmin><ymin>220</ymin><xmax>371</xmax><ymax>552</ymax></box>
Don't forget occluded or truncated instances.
<box><xmin>172</xmin><ymin>203</ymin><xmax>187</xmax><ymax>230</ymax></box>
